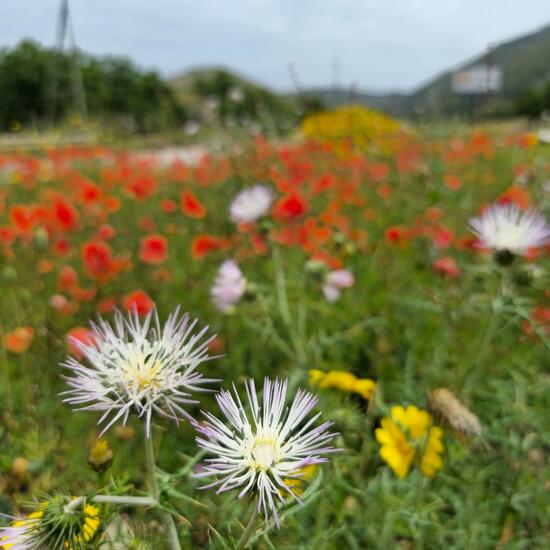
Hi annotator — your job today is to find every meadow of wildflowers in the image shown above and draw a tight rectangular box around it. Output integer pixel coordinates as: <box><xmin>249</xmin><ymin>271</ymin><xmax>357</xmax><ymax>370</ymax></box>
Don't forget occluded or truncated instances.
<box><xmin>0</xmin><ymin>123</ymin><xmax>549</xmax><ymax>548</ymax></box>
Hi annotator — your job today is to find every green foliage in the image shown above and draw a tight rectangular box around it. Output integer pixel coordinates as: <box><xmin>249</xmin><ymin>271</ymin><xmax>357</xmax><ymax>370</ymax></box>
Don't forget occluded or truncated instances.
<box><xmin>0</xmin><ymin>40</ymin><xmax>185</xmax><ymax>132</ymax></box>
<box><xmin>514</xmin><ymin>81</ymin><xmax>550</xmax><ymax>119</ymax></box>
<box><xmin>174</xmin><ymin>68</ymin><xmax>297</xmax><ymax>131</ymax></box>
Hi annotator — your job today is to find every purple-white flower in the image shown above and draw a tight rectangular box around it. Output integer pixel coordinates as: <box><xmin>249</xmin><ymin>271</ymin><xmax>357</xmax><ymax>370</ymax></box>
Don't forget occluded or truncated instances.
<box><xmin>230</xmin><ymin>185</ymin><xmax>274</xmax><ymax>224</ymax></box>
<box><xmin>322</xmin><ymin>269</ymin><xmax>354</xmax><ymax>302</ymax></box>
<box><xmin>211</xmin><ymin>260</ymin><xmax>247</xmax><ymax>313</ymax></box>
<box><xmin>61</xmin><ymin>307</ymin><xmax>217</xmax><ymax>437</ymax></box>
<box><xmin>195</xmin><ymin>378</ymin><xmax>338</xmax><ymax>525</ymax></box>
<box><xmin>469</xmin><ymin>204</ymin><xmax>550</xmax><ymax>255</ymax></box>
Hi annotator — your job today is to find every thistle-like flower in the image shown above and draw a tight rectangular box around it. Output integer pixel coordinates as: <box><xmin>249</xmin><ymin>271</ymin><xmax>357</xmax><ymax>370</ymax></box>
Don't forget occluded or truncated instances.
<box><xmin>62</xmin><ymin>307</ymin><xmax>217</xmax><ymax>437</ymax></box>
<box><xmin>230</xmin><ymin>184</ymin><xmax>274</xmax><ymax>224</ymax></box>
<box><xmin>469</xmin><ymin>204</ymin><xmax>550</xmax><ymax>257</ymax></box>
<box><xmin>0</xmin><ymin>497</ymin><xmax>100</xmax><ymax>550</ymax></box>
<box><xmin>211</xmin><ymin>260</ymin><xmax>247</xmax><ymax>313</ymax></box>
<box><xmin>195</xmin><ymin>378</ymin><xmax>338</xmax><ymax>525</ymax></box>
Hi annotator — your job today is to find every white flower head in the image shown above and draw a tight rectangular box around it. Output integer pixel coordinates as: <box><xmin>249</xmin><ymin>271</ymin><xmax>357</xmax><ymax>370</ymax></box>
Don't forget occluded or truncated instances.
<box><xmin>322</xmin><ymin>269</ymin><xmax>354</xmax><ymax>302</ymax></box>
<box><xmin>469</xmin><ymin>204</ymin><xmax>550</xmax><ymax>255</ymax></box>
<box><xmin>211</xmin><ymin>260</ymin><xmax>247</xmax><ymax>313</ymax></box>
<box><xmin>230</xmin><ymin>185</ymin><xmax>274</xmax><ymax>224</ymax></box>
<box><xmin>195</xmin><ymin>378</ymin><xmax>338</xmax><ymax>525</ymax></box>
<box><xmin>61</xmin><ymin>307</ymin><xmax>218</xmax><ymax>437</ymax></box>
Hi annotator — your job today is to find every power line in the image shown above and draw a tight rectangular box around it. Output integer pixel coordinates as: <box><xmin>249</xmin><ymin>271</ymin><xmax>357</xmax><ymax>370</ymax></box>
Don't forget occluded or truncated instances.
<box><xmin>48</xmin><ymin>0</ymin><xmax>88</xmax><ymax>124</ymax></box>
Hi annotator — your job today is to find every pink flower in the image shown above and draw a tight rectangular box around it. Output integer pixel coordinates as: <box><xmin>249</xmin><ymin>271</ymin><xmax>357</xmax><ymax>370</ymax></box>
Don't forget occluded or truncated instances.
<box><xmin>433</xmin><ymin>256</ymin><xmax>461</xmax><ymax>279</ymax></box>
<box><xmin>322</xmin><ymin>269</ymin><xmax>354</xmax><ymax>302</ymax></box>
<box><xmin>211</xmin><ymin>260</ymin><xmax>247</xmax><ymax>313</ymax></box>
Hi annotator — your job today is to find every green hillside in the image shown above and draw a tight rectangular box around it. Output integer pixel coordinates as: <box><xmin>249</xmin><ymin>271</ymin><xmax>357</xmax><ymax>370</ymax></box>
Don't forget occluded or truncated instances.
<box><xmin>284</xmin><ymin>24</ymin><xmax>550</xmax><ymax>118</ymax></box>
<box><xmin>408</xmin><ymin>23</ymin><xmax>550</xmax><ymax>116</ymax></box>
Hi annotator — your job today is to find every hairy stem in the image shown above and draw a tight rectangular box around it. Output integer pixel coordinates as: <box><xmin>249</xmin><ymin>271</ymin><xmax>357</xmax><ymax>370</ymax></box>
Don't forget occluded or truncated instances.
<box><xmin>236</xmin><ymin>505</ymin><xmax>259</xmax><ymax>550</ymax></box>
<box><xmin>145</xmin><ymin>431</ymin><xmax>182</xmax><ymax>550</ymax></box>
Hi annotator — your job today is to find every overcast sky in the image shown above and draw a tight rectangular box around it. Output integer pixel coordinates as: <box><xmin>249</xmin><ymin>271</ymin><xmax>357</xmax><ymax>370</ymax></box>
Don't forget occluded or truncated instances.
<box><xmin>2</xmin><ymin>0</ymin><xmax>550</xmax><ymax>92</ymax></box>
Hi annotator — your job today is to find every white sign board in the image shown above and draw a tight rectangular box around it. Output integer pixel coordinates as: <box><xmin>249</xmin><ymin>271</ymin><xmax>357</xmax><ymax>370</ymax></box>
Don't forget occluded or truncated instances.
<box><xmin>452</xmin><ymin>66</ymin><xmax>503</xmax><ymax>95</ymax></box>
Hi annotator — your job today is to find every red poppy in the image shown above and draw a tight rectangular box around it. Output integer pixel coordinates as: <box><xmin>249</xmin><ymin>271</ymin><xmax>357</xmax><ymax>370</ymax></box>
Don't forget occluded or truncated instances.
<box><xmin>59</xmin><ymin>265</ymin><xmax>78</xmax><ymax>290</ymax></box>
<box><xmin>377</xmin><ymin>184</ymin><xmax>392</xmax><ymax>200</ymax></box>
<box><xmin>385</xmin><ymin>225</ymin><xmax>407</xmax><ymax>245</ymax></box>
<box><xmin>497</xmin><ymin>186</ymin><xmax>531</xmax><ymax>209</ymax></box>
<box><xmin>70</xmin><ymin>285</ymin><xmax>97</xmax><ymax>302</ymax></box>
<box><xmin>433</xmin><ymin>256</ymin><xmax>461</xmax><ymax>279</ymax></box>
<box><xmin>444</xmin><ymin>175</ymin><xmax>462</xmax><ymax>191</ymax></box>
<box><xmin>66</xmin><ymin>327</ymin><xmax>96</xmax><ymax>360</ymax></box>
<box><xmin>273</xmin><ymin>194</ymin><xmax>307</xmax><ymax>219</ymax></box>
<box><xmin>79</xmin><ymin>181</ymin><xmax>102</xmax><ymax>203</ymax></box>
<box><xmin>140</xmin><ymin>234</ymin><xmax>168</xmax><ymax>264</ymax></box>
<box><xmin>97</xmin><ymin>296</ymin><xmax>117</xmax><ymax>314</ymax></box>
<box><xmin>10</xmin><ymin>205</ymin><xmax>35</xmax><ymax>233</ymax></box>
<box><xmin>191</xmin><ymin>234</ymin><xmax>220</xmax><ymax>259</ymax></box>
<box><xmin>53</xmin><ymin>238</ymin><xmax>71</xmax><ymax>256</ymax></box>
<box><xmin>81</xmin><ymin>240</ymin><xmax>115</xmax><ymax>281</ymax></box>
<box><xmin>126</xmin><ymin>174</ymin><xmax>156</xmax><ymax>200</ymax></box>
<box><xmin>161</xmin><ymin>198</ymin><xmax>178</xmax><ymax>213</ymax></box>
<box><xmin>181</xmin><ymin>190</ymin><xmax>207</xmax><ymax>219</ymax></box>
<box><xmin>53</xmin><ymin>198</ymin><xmax>79</xmax><ymax>230</ymax></box>
<box><xmin>121</xmin><ymin>289</ymin><xmax>154</xmax><ymax>316</ymax></box>
<box><xmin>432</xmin><ymin>226</ymin><xmax>454</xmax><ymax>249</ymax></box>
<box><xmin>98</xmin><ymin>224</ymin><xmax>116</xmax><ymax>240</ymax></box>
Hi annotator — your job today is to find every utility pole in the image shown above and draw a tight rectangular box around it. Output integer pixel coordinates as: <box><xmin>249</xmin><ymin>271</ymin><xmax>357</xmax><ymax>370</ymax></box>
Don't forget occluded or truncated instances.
<box><xmin>48</xmin><ymin>0</ymin><xmax>88</xmax><ymax>125</ymax></box>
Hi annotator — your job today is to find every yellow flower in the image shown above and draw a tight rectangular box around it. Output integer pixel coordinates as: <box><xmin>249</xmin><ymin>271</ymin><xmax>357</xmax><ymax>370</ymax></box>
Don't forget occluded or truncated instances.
<box><xmin>309</xmin><ymin>369</ymin><xmax>326</xmax><ymax>386</ymax></box>
<box><xmin>88</xmin><ymin>439</ymin><xmax>114</xmax><ymax>472</ymax></box>
<box><xmin>354</xmin><ymin>379</ymin><xmax>376</xmax><ymax>400</ymax></box>
<box><xmin>281</xmin><ymin>464</ymin><xmax>318</xmax><ymax>497</ymax></box>
<box><xmin>375</xmin><ymin>405</ymin><xmax>444</xmax><ymax>478</ymax></box>
<box><xmin>321</xmin><ymin>371</ymin><xmax>357</xmax><ymax>392</ymax></box>
<box><xmin>69</xmin><ymin>504</ymin><xmax>100</xmax><ymax>547</ymax></box>
<box><xmin>300</xmin><ymin>105</ymin><xmax>405</xmax><ymax>156</ymax></box>
<box><xmin>309</xmin><ymin>369</ymin><xmax>376</xmax><ymax>400</ymax></box>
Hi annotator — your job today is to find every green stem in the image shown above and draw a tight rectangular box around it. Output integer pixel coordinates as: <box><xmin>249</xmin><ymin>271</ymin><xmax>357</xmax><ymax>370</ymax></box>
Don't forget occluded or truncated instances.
<box><xmin>235</xmin><ymin>506</ymin><xmax>259</xmax><ymax>550</ymax></box>
<box><xmin>145</xmin><ymin>431</ymin><xmax>182</xmax><ymax>550</ymax></box>
<box><xmin>272</xmin><ymin>246</ymin><xmax>308</xmax><ymax>364</ymax></box>
<box><xmin>462</xmin><ymin>272</ymin><xmax>505</xmax><ymax>392</ymax></box>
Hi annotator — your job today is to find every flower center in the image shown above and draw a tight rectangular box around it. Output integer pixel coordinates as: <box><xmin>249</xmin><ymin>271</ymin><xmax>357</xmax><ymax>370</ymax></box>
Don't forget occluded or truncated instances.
<box><xmin>123</xmin><ymin>355</ymin><xmax>164</xmax><ymax>394</ymax></box>
<box><xmin>251</xmin><ymin>438</ymin><xmax>278</xmax><ymax>470</ymax></box>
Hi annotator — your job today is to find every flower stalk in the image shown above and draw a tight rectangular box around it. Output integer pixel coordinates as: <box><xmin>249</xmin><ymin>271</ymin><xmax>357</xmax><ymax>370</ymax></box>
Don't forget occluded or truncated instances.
<box><xmin>145</xmin><ymin>431</ymin><xmax>182</xmax><ymax>550</ymax></box>
<box><xmin>235</xmin><ymin>506</ymin><xmax>259</xmax><ymax>550</ymax></box>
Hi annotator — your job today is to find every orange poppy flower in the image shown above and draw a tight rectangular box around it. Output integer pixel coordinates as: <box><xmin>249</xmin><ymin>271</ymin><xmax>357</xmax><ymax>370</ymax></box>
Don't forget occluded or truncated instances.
<box><xmin>5</xmin><ymin>327</ymin><xmax>34</xmax><ymax>353</ymax></box>
<box><xmin>121</xmin><ymin>289</ymin><xmax>154</xmax><ymax>316</ymax></box>
<box><xmin>139</xmin><ymin>234</ymin><xmax>168</xmax><ymax>264</ymax></box>
<box><xmin>181</xmin><ymin>190</ymin><xmax>207</xmax><ymax>219</ymax></box>
<box><xmin>191</xmin><ymin>234</ymin><xmax>220</xmax><ymax>259</ymax></box>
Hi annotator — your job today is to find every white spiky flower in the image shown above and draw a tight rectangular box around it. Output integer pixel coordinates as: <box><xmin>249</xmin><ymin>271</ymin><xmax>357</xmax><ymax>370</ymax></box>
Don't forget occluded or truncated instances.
<box><xmin>230</xmin><ymin>184</ymin><xmax>274</xmax><ymax>224</ymax></box>
<box><xmin>195</xmin><ymin>378</ymin><xmax>338</xmax><ymax>525</ymax></box>
<box><xmin>469</xmin><ymin>204</ymin><xmax>550</xmax><ymax>255</ymax></box>
<box><xmin>62</xmin><ymin>307</ymin><xmax>217</xmax><ymax>437</ymax></box>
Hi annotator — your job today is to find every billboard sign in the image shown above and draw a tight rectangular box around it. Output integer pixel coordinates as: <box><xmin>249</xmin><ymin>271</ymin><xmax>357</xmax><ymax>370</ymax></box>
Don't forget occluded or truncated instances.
<box><xmin>452</xmin><ymin>66</ymin><xmax>503</xmax><ymax>95</ymax></box>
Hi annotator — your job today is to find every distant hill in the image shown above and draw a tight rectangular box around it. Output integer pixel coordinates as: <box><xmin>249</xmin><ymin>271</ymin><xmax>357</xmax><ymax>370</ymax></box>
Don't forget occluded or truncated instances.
<box><xmin>294</xmin><ymin>24</ymin><xmax>550</xmax><ymax>117</ymax></box>
<box><xmin>407</xmin><ymin>23</ymin><xmax>550</xmax><ymax>117</ymax></box>
<box><xmin>170</xmin><ymin>24</ymin><xmax>550</xmax><ymax>120</ymax></box>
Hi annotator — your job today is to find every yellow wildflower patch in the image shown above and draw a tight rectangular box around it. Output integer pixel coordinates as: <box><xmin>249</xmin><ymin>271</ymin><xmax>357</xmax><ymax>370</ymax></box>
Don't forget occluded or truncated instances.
<box><xmin>375</xmin><ymin>405</ymin><xmax>444</xmax><ymax>478</ymax></box>
<box><xmin>310</xmin><ymin>369</ymin><xmax>376</xmax><ymax>400</ymax></box>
